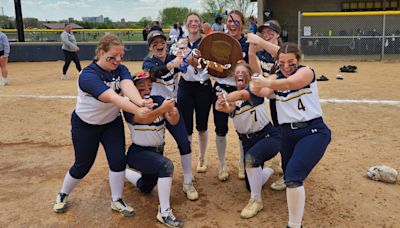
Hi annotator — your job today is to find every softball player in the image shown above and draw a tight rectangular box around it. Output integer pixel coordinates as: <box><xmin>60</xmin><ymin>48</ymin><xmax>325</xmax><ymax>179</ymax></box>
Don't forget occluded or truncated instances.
<box><xmin>250</xmin><ymin>42</ymin><xmax>331</xmax><ymax>228</ymax></box>
<box><xmin>142</xmin><ymin>30</ymin><xmax>199</xmax><ymax>201</ymax></box>
<box><xmin>215</xmin><ymin>62</ymin><xmax>280</xmax><ymax>219</ymax></box>
<box><xmin>124</xmin><ymin>73</ymin><xmax>183</xmax><ymax>228</ymax></box>
<box><xmin>53</xmin><ymin>34</ymin><xmax>151</xmax><ymax>216</ymax></box>
<box><xmin>0</xmin><ymin>31</ymin><xmax>10</xmax><ymax>86</ymax></box>
<box><xmin>254</xmin><ymin>20</ymin><xmax>287</xmax><ymax>191</ymax></box>
<box><xmin>176</xmin><ymin>12</ymin><xmax>213</xmax><ymax>174</ymax></box>
<box><xmin>212</xmin><ymin>10</ymin><xmax>249</xmax><ymax>181</ymax></box>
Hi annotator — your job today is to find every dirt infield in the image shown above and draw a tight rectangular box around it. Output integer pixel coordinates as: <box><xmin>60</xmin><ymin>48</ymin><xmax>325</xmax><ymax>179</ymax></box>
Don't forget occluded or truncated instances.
<box><xmin>0</xmin><ymin>60</ymin><xmax>399</xmax><ymax>227</ymax></box>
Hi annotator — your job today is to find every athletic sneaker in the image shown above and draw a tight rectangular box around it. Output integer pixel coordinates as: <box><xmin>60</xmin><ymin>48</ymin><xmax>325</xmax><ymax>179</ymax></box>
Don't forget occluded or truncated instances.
<box><xmin>111</xmin><ymin>198</ymin><xmax>135</xmax><ymax>217</ymax></box>
<box><xmin>270</xmin><ymin>176</ymin><xmax>286</xmax><ymax>191</ymax></box>
<box><xmin>196</xmin><ymin>158</ymin><xmax>207</xmax><ymax>173</ymax></box>
<box><xmin>183</xmin><ymin>182</ymin><xmax>199</xmax><ymax>201</ymax></box>
<box><xmin>238</xmin><ymin>164</ymin><xmax>245</xmax><ymax>180</ymax></box>
<box><xmin>156</xmin><ymin>207</ymin><xmax>183</xmax><ymax>228</ymax></box>
<box><xmin>218</xmin><ymin>165</ymin><xmax>229</xmax><ymax>181</ymax></box>
<box><xmin>240</xmin><ymin>198</ymin><xmax>263</xmax><ymax>219</ymax></box>
<box><xmin>53</xmin><ymin>192</ymin><xmax>69</xmax><ymax>213</ymax></box>
<box><xmin>1</xmin><ymin>77</ymin><xmax>8</xmax><ymax>86</ymax></box>
<box><xmin>61</xmin><ymin>74</ymin><xmax>70</xmax><ymax>80</ymax></box>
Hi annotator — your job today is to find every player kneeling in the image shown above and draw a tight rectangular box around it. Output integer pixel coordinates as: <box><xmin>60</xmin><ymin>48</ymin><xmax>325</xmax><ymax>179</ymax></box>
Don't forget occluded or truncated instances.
<box><xmin>124</xmin><ymin>72</ymin><xmax>183</xmax><ymax>227</ymax></box>
<box><xmin>215</xmin><ymin>62</ymin><xmax>281</xmax><ymax>219</ymax></box>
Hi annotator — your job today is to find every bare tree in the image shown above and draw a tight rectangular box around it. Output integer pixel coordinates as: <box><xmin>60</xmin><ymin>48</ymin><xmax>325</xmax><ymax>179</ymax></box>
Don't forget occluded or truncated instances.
<box><xmin>202</xmin><ymin>0</ymin><xmax>228</xmax><ymax>13</ymax></box>
<box><xmin>202</xmin><ymin>0</ymin><xmax>257</xmax><ymax>17</ymax></box>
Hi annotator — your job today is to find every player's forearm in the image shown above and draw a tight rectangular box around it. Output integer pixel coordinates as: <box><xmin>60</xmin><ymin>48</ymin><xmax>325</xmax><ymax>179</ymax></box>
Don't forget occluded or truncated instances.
<box><xmin>120</xmin><ymin>80</ymin><xmax>144</xmax><ymax>106</ymax></box>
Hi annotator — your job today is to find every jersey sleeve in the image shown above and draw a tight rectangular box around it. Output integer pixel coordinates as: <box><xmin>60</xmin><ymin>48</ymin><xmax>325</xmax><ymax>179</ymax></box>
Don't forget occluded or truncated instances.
<box><xmin>79</xmin><ymin>68</ymin><xmax>110</xmax><ymax>99</ymax></box>
<box><xmin>246</xmin><ymin>87</ymin><xmax>264</xmax><ymax>105</ymax></box>
<box><xmin>119</xmin><ymin>65</ymin><xmax>132</xmax><ymax>81</ymax></box>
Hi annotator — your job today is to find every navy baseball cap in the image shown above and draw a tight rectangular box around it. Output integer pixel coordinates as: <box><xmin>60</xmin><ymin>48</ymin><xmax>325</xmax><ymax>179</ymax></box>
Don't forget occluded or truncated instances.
<box><xmin>147</xmin><ymin>30</ymin><xmax>166</xmax><ymax>46</ymax></box>
<box><xmin>257</xmin><ymin>21</ymin><xmax>281</xmax><ymax>34</ymax></box>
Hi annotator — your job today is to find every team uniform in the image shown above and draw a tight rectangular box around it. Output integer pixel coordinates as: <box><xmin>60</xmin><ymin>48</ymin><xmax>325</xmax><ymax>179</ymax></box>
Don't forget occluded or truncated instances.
<box><xmin>232</xmin><ymin>88</ymin><xmax>281</xmax><ymax>190</ymax></box>
<box><xmin>54</xmin><ymin>61</ymin><xmax>134</xmax><ymax>216</ymax></box>
<box><xmin>177</xmin><ymin>37</ymin><xmax>213</xmax><ymax>137</ymax></box>
<box><xmin>257</xmin><ymin>50</ymin><xmax>279</xmax><ymax>126</ymax></box>
<box><xmin>142</xmin><ymin>54</ymin><xmax>191</xmax><ymax>156</ymax></box>
<box><xmin>274</xmin><ymin>65</ymin><xmax>331</xmax><ymax>186</ymax></box>
<box><xmin>212</xmin><ymin>35</ymin><xmax>249</xmax><ymax>136</ymax></box>
<box><xmin>124</xmin><ymin>96</ymin><xmax>171</xmax><ymax>193</ymax></box>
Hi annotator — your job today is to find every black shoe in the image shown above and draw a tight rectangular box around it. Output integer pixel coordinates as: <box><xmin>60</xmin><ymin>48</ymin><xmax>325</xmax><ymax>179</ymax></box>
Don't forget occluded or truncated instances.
<box><xmin>317</xmin><ymin>75</ymin><xmax>329</xmax><ymax>81</ymax></box>
<box><xmin>157</xmin><ymin>207</ymin><xmax>184</xmax><ymax>228</ymax></box>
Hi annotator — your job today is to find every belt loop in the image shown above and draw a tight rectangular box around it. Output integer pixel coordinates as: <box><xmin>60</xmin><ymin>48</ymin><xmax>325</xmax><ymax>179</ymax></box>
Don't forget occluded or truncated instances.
<box><xmin>290</xmin><ymin>123</ymin><xmax>298</xmax><ymax>130</ymax></box>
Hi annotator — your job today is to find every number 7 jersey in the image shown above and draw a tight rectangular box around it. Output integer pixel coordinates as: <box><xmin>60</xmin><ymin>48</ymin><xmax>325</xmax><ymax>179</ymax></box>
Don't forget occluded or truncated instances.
<box><xmin>231</xmin><ymin>89</ymin><xmax>270</xmax><ymax>134</ymax></box>
<box><xmin>274</xmin><ymin>65</ymin><xmax>323</xmax><ymax>124</ymax></box>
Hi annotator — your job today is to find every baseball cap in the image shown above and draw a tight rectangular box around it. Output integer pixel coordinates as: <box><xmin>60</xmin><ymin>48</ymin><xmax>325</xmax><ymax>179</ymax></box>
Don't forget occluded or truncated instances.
<box><xmin>257</xmin><ymin>21</ymin><xmax>281</xmax><ymax>34</ymax></box>
<box><xmin>147</xmin><ymin>30</ymin><xmax>167</xmax><ymax>46</ymax></box>
<box><xmin>132</xmin><ymin>72</ymin><xmax>151</xmax><ymax>84</ymax></box>
<box><xmin>215</xmin><ymin>13</ymin><xmax>222</xmax><ymax>18</ymax></box>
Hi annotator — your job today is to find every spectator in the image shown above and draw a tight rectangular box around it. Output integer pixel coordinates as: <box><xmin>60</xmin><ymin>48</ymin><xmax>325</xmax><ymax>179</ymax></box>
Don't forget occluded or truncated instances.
<box><xmin>142</xmin><ymin>24</ymin><xmax>150</xmax><ymax>41</ymax></box>
<box><xmin>212</xmin><ymin>13</ymin><xmax>224</xmax><ymax>32</ymax></box>
<box><xmin>60</xmin><ymin>23</ymin><xmax>81</xmax><ymax>80</ymax></box>
<box><xmin>169</xmin><ymin>23</ymin><xmax>180</xmax><ymax>43</ymax></box>
<box><xmin>202</xmin><ymin>22</ymin><xmax>212</xmax><ymax>35</ymax></box>
<box><xmin>248</xmin><ymin>16</ymin><xmax>257</xmax><ymax>34</ymax></box>
<box><xmin>0</xmin><ymin>31</ymin><xmax>10</xmax><ymax>86</ymax></box>
<box><xmin>150</xmin><ymin>21</ymin><xmax>163</xmax><ymax>32</ymax></box>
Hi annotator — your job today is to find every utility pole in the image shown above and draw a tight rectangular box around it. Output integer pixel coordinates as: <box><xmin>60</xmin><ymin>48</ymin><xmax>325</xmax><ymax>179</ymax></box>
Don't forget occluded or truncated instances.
<box><xmin>14</xmin><ymin>0</ymin><xmax>25</xmax><ymax>42</ymax></box>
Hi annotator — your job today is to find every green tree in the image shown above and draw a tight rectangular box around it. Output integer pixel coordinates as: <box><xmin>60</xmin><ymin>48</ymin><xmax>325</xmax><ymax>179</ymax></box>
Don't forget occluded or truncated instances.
<box><xmin>202</xmin><ymin>0</ymin><xmax>228</xmax><ymax>14</ymax></box>
<box><xmin>137</xmin><ymin>17</ymin><xmax>152</xmax><ymax>28</ymax></box>
<box><xmin>23</xmin><ymin>17</ymin><xmax>40</xmax><ymax>28</ymax></box>
<box><xmin>159</xmin><ymin>7</ymin><xmax>190</xmax><ymax>27</ymax></box>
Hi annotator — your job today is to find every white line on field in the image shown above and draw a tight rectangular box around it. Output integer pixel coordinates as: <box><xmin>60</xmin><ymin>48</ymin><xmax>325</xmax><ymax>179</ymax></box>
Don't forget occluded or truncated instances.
<box><xmin>1</xmin><ymin>95</ymin><xmax>400</xmax><ymax>106</ymax></box>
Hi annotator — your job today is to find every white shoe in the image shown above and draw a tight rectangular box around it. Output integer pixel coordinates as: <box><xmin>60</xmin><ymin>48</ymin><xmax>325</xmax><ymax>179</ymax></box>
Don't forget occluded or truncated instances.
<box><xmin>196</xmin><ymin>158</ymin><xmax>207</xmax><ymax>173</ymax></box>
<box><xmin>183</xmin><ymin>182</ymin><xmax>199</xmax><ymax>201</ymax></box>
<box><xmin>1</xmin><ymin>77</ymin><xmax>7</xmax><ymax>86</ymax></box>
<box><xmin>218</xmin><ymin>165</ymin><xmax>229</xmax><ymax>181</ymax></box>
<box><xmin>61</xmin><ymin>74</ymin><xmax>70</xmax><ymax>80</ymax></box>
<box><xmin>156</xmin><ymin>206</ymin><xmax>184</xmax><ymax>228</ymax></box>
<box><xmin>270</xmin><ymin>176</ymin><xmax>286</xmax><ymax>191</ymax></box>
<box><xmin>111</xmin><ymin>198</ymin><xmax>135</xmax><ymax>217</ymax></box>
<box><xmin>240</xmin><ymin>198</ymin><xmax>263</xmax><ymax>219</ymax></box>
<box><xmin>53</xmin><ymin>192</ymin><xmax>69</xmax><ymax>213</ymax></box>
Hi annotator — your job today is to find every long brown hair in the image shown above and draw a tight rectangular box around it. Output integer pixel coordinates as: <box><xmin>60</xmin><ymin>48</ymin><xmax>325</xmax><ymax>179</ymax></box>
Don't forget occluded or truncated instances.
<box><xmin>277</xmin><ymin>42</ymin><xmax>302</xmax><ymax>61</ymax></box>
<box><xmin>95</xmin><ymin>34</ymin><xmax>124</xmax><ymax>60</ymax></box>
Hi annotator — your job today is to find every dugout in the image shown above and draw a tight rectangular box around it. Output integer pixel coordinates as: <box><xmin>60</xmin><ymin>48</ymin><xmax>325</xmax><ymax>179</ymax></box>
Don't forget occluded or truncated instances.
<box><xmin>257</xmin><ymin>0</ymin><xmax>399</xmax><ymax>43</ymax></box>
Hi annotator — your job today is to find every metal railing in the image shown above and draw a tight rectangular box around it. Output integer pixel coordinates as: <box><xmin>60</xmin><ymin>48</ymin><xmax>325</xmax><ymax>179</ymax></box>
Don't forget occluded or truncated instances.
<box><xmin>298</xmin><ymin>11</ymin><xmax>400</xmax><ymax>61</ymax></box>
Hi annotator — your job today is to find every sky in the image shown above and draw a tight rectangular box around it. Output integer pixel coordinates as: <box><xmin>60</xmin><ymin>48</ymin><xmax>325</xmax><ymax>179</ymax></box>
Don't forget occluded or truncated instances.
<box><xmin>1</xmin><ymin>0</ymin><xmax>204</xmax><ymax>21</ymax></box>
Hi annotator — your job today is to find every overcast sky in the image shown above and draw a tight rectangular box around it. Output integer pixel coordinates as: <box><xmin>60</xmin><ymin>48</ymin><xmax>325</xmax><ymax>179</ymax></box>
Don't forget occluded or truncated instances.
<box><xmin>1</xmin><ymin>0</ymin><xmax>203</xmax><ymax>21</ymax></box>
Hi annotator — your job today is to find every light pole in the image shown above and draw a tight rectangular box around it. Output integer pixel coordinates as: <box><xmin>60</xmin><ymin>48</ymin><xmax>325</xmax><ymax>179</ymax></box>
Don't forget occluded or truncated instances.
<box><xmin>14</xmin><ymin>0</ymin><xmax>25</xmax><ymax>42</ymax></box>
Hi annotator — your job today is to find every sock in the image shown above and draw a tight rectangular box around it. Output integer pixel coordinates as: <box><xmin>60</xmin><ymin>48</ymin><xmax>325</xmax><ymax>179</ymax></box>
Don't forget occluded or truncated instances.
<box><xmin>188</xmin><ymin>134</ymin><xmax>192</xmax><ymax>146</ymax></box>
<box><xmin>245</xmin><ymin>166</ymin><xmax>263</xmax><ymax>201</ymax></box>
<box><xmin>180</xmin><ymin>153</ymin><xmax>193</xmax><ymax>184</ymax></box>
<box><xmin>109</xmin><ymin>170</ymin><xmax>125</xmax><ymax>201</ymax></box>
<box><xmin>158</xmin><ymin>177</ymin><xmax>172</xmax><ymax>213</ymax></box>
<box><xmin>262</xmin><ymin>167</ymin><xmax>274</xmax><ymax>185</ymax></box>
<box><xmin>198</xmin><ymin>130</ymin><xmax>208</xmax><ymax>160</ymax></box>
<box><xmin>125</xmin><ymin>169</ymin><xmax>141</xmax><ymax>187</ymax></box>
<box><xmin>60</xmin><ymin>171</ymin><xmax>81</xmax><ymax>195</ymax></box>
<box><xmin>287</xmin><ymin>186</ymin><xmax>305</xmax><ymax>228</ymax></box>
<box><xmin>216</xmin><ymin>135</ymin><xmax>227</xmax><ymax>170</ymax></box>
<box><xmin>238</xmin><ymin>141</ymin><xmax>244</xmax><ymax>169</ymax></box>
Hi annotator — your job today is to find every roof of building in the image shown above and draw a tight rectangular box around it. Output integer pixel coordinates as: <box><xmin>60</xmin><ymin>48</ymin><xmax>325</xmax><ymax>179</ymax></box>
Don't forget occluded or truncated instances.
<box><xmin>43</xmin><ymin>23</ymin><xmax>83</xmax><ymax>29</ymax></box>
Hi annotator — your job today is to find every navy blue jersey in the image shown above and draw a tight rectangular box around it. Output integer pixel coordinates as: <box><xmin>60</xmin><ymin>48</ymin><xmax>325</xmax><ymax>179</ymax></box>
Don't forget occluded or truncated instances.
<box><xmin>256</xmin><ymin>50</ymin><xmax>277</xmax><ymax>75</ymax></box>
<box><xmin>142</xmin><ymin>54</ymin><xmax>180</xmax><ymax>98</ymax></box>
<box><xmin>75</xmin><ymin>61</ymin><xmax>132</xmax><ymax>125</ymax></box>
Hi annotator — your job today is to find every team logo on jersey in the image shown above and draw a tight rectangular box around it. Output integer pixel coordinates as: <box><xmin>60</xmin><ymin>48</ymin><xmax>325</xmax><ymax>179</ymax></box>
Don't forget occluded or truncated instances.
<box><xmin>105</xmin><ymin>77</ymin><xmax>121</xmax><ymax>94</ymax></box>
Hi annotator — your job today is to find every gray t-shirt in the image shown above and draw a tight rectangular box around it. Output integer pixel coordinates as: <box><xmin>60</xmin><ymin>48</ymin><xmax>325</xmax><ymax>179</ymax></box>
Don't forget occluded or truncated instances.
<box><xmin>61</xmin><ymin>31</ymin><xmax>78</xmax><ymax>52</ymax></box>
<box><xmin>212</xmin><ymin>23</ymin><xmax>224</xmax><ymax>32</ymax></box>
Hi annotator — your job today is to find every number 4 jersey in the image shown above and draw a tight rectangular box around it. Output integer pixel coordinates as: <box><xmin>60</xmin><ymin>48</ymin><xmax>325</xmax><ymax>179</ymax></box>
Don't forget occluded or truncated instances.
<box><xmin>274</xmin><ymin>65</ymin><xmax>323</xmax><ymax>124</ymax></box>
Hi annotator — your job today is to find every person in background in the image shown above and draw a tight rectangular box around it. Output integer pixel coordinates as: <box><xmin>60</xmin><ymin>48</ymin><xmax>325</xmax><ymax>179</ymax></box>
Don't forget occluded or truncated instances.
<box><xmin>201</xmin><ymin>22</ymin><xmax>212</xmax><ymax>35</ymax></box>
<box><xmin>169</xmin><ymin>23</ymin><xmax>180</xmax><ymax>43</ymax></box>
<box><xmin>248</xmin><ymin>16</ymin><xmax>257</xmax><ymax>34</ymax></box>
<box><xmin>61</xmin><ymin>23</ymin><xmax>82</xmax><ymax>80</ymax></box>
<box><xmin>211</xmin><ymin>13</ymin><xmax>224</xmax><ymax>32</ymax></box>
<box><xmin>0</xmin><ymin>31</ymin><xmax>10</xmax><ymax>86</ymax></box>
<box><xmin>150</xmin><ymin>21</ymin><xmax>163</xmax><ymax>32</ymax></box>
<box><xmin>142</xmin><ymin>24</ymin><xmax>150</xmax><ymax>41</ymax></box>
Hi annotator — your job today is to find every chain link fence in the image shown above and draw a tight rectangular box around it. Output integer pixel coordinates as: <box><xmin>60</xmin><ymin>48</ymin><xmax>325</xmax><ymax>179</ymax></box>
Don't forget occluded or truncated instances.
<box><xmin>298</xmin><ymin>11</ymin><xmax>400</xmax><ymax>61</ymax></box>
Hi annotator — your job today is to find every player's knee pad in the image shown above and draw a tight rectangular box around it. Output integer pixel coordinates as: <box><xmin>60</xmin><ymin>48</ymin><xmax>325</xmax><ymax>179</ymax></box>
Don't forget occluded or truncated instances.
<box><xmin>160</xmin><ymin>159</ymin><xmax>174</xmax><ymax>177</ymax></box>
<box><xmin>285</xmin><ymin>180</ymin><xmax>303</xmax><ymax>188</ymax></box>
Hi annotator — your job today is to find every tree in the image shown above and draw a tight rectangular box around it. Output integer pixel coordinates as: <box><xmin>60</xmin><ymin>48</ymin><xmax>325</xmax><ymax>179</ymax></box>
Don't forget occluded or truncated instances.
<box><xmin>23</xmin><ymin>17</ymin><xmax>40</xmax><ymax>29</ymax></box>
<box><xmin>159</xmin><ymin>7</ymin><xmax>190</xmax><ymax>27</ymax></box>
<box><xmin>202</xmin><ymin>0</ymin><xmax>228</xmax><ymax>14</ymax></box>
<box><xmin>201</xmin><ymin>0</ymin><xmax>256</xmax><ymax>18</ymax></box>
<box><xmin>228</xmin><ymin>0</ymin><xmax>257</xmax><ymax>18</ymax></box>
<box><xmin>137</xmin><ymin>17</ymin><xmax>152</xmax><ymax>28</ymax></box>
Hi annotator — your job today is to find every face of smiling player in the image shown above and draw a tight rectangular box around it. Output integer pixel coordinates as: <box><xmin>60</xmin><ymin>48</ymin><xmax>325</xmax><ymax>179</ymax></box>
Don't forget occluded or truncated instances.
<box><xmin>150</xmin><ymin>37</ymin><xmax>167</xmax><ymax>60</ymax></box>
<box><xmin>98</xmin><ymin>44</ymin><xmax>125</xmax><ymax>72</ymax></box>
<box><xmin>226</xmin><ymin>12</ymin><xmax>243</xmax><ymax>39</ymax></box>
<box><xmin>186</xmin><ymin>14</ymin><xmax>201</xmax><ymax>35</ymax></box>
<box><xmin>135</xmin><ymin>79</ymin><xmax>152</xmax><ymax>98</ymax></box>
<box><xmin>278</xmin><ymin>52</ymin><xmax>299</xmax><ymax>77</ymax></box>
<box><xmin>234</xmin><ymin>64</ymin><xmax>251</xmax><ymax>90</ymax></box>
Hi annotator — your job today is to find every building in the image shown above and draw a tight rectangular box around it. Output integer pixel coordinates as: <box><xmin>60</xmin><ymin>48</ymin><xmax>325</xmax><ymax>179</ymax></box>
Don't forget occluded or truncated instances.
<box><xmin>82</xmin><ymin>15</ymin><xmax>104</xmax><ymax>23</ymax></box>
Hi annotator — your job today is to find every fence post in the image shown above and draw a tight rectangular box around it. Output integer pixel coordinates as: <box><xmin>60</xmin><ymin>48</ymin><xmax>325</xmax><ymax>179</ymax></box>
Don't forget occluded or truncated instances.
<box><xmin>381</xmin><ymin>14</ymin><xmax>386</xmax><ymax>61</ymax></box>
<box><xmin>298</xmin><ymin>11</ymin><xmax>301</xmax><ymax>48</ymax></box>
